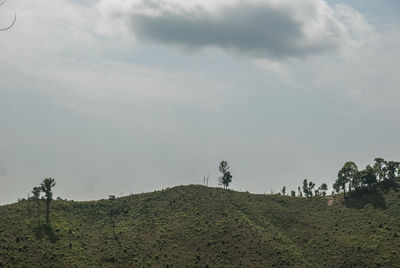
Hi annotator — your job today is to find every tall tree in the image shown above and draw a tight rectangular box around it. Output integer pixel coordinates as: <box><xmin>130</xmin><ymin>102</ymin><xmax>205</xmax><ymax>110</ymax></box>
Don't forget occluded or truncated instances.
<box><xmin>218</xmin><ymin>161</ymin><xmax>232</xmax><ymax>189</ymax></box>
<box><xmin>31</xmin><ymin>187</ymin><xmax>41</xmax><ymax>226</ymax></box>
<box><xmin>359</xmin><ymin>165</ymin><xmax>377</xmax><ymax>189</ymax></box>
<box><xmin>27</xmin><ymin>192</ymin><xmax>31</xmax><ymax>216</ymax></box>
<box><xmin>333</xmin><ymin>182</ymin><xmax>340</xmax><ymax>194</ymax></box>
<box><xmin>386</xmin><ymin>161</ymin><xmax>400</xmax><ymax>181</ymax></box>
<box><xmin>302</xmin><ymin>179</ymin><xmax>315</xmax><ymax>198</ymax></box>
<box><xmin>302</xmin><ymin>179</ymin><xmax>309</xmax><ymax>197</ymax></box>
<box><xmin>374</xmin><ymin>158</ymin><xmax>386</xmax><ymax>182</ymax></box>
<box><xmin>41</xmin><ymin>178</ymin><xmax>56</xmax><ymax>227</ymax></box>
<box><xmin>350</xmin><ymin>171</ymin><xmax>362</xmax><ymax>192</ymax></box>
<box><xmin>320</xmin><ymin>183</ymin><xmax>328</xmax><ymax>197</ymax></box>
<box><xmin>308</xmin><ymin>181</ymin><xmax>315</xmax><ymax>196</ymax></box>
<box><xmin>282</xmin><ymin>186</ymin><xmax>286</xmax><ymax>196</ymax></box>
<box><xmin>336</xmin><ymin>161</ymin><xmax>358</xmax><ymax>197</ymax></box>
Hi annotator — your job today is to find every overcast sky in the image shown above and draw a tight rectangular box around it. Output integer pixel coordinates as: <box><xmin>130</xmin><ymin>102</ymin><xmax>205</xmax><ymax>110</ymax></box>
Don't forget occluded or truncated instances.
<box><xmin>0</xmin><ymin>0</ymin><xmax>399</xmax><ymax>204</ymax></box>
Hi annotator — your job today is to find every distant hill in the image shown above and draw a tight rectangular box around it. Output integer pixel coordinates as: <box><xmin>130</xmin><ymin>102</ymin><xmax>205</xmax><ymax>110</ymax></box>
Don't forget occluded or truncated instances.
<box><xmin>1</xmin><ymin>184</ymin><xmax>400</xmax><ymax>267</ymax></box>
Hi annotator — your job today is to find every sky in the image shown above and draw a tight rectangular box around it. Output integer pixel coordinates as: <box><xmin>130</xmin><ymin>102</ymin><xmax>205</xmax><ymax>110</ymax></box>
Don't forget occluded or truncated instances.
<box><xmin>0</xmin><ymin>0</ymin><xmax>399</xmax><ymax>204</ymax></box>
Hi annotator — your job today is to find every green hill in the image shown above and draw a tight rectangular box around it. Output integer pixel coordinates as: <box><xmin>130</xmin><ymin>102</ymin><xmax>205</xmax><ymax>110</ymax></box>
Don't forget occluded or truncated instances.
<box><xmin>1</xmin><ymin>184</ymin><xmax>400</xmax><ymax>267</ymax></box>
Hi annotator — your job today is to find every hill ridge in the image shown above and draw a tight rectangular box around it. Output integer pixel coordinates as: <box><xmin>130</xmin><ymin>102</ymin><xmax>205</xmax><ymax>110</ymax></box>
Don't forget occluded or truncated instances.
<box><xmin>1</xmin><ymin>184</ymin><xmax>400</xmax><ymax>267</ymax></box>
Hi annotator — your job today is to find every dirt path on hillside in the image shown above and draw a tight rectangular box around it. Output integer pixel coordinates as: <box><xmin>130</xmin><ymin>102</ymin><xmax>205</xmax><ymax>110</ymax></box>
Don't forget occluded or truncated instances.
<box><xmin>327</xmin><ymin>196</ymin><xmax>334</xmax><ymax>206</ymax></box>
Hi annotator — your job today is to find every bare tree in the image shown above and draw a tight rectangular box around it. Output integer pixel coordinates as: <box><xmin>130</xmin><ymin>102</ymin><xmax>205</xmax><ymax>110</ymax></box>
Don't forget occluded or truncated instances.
<box><xmin>0</xmin><ymin>0</ymin><xmax>16</xmax><ymax>31</ymax></box>
<box><xmin>203</xmin><ymin>174</ymin><xmax>210</xmax><ymax>186</ymax></box>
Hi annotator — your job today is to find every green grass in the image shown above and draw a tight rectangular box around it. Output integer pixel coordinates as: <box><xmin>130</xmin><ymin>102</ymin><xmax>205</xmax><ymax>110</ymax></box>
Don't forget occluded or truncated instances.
<box><xmin>1</xmin><ymin>184</ymin><xmax>400</xmax><ymax>267</ymax></box>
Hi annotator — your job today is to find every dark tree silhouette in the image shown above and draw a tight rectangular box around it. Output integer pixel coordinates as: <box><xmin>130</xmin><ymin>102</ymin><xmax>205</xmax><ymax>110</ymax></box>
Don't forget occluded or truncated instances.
<box><xmin>309</xmin><ymin>181</ymin><xmax>315</xmax><ymax>196</ymax></box>
<box><xmin>314</xmin><ymin>188</ymin><xmax>320</xmax><ymax>197</ymax></box>
<box><xmin>41</xmin><ymin>178</ymin><xmax>56</xmax><ymax>227</ymax></box>
<box><xmin>297</xmin><ymin>186</ymin><xmax>302</xmax><ymax>197</ymax></box>
<box><xmin>359</xmin><ymin>165</ymin><xmax>377</xmax><ymax>189</ymax></box>
<box><xmin>27</xmin><ymin>192</ymin><xmax>31</xmax><ymax>216</ymax></box>
<box><xmin>336</xmin><ymin>161</ymin><xmax>358</xmax><ymax>197</ymax></box>
<box><xmin>282</xmin><ymin>186</ymin><xmax>286</xmax><ymax>196</ymax></box>
<box><xmin>0</xmin><ymin>0</ymin><xmax>16</xmax><ymax>31</ymax></box>
<box><xmin>387</xmin><ymin>161</ymin><xmax>400</xmax><ymax>181</ymax></box>
<box><xmin>302</xmin><ymin>179</ymin><xmax>315</xmax><ymax>197</ymax></box>
<box><xmin>319</xmin><ymin>183</ymin><xmax>328</xmax><ymax>197</ymax></box>
<box><xmin>218</xmin><ymin>160</ymin><xmax>232</xmax><ymax>189</ymax></box>
<box><xmin>302</xmin><ymin>179</ymin><xmax>308</xmax><ymax>197</ymax></box>
<box><xmin>333</xmin><ymin>181</ymin><xmax>340</xmax><ymax>194</ymax></box>
<box><xmin>31</xmin><ymin>187</ymin><xmax>41</xmax><ymax>226</ymax></box>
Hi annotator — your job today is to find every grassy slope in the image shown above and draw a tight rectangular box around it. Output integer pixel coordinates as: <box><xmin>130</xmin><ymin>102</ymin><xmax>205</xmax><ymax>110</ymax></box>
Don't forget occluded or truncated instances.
<box><xmin>1</xmin><ymin>185</ymin><xmax>400</xmax><ymax>267</ymax></box>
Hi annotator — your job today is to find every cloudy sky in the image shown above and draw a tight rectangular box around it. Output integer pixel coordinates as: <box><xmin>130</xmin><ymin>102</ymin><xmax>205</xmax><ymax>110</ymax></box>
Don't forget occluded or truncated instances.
<box><xmin>0</xmin><ymin>0</ymin><xmax>399</xmax><ymax>204</ymax></box>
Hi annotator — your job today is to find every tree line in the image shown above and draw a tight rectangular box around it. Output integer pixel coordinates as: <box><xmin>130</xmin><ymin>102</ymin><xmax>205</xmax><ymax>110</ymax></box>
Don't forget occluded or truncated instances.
<box><xmin>279</xmin><ymin>180</ymin><xmax>328</xmax><ymax>198</ymax></box>
<box><xmin>333</xmin><ymin>158</ymin><xmax>399</xmax><ymax>197</ymax></box>
<box><xmin>21</xmin><ymin>157</ymin><xmax>400</xmax><ymax>228</ymax></box>
<box><xmin>214</xmin><ymin>160</ymin><xmax>332</xmax><ymax>198</ymax></box>
<box><xmin>278</xmin><ymin>157</ymin><xmax>400</xmax><ymax>198</ymax></box>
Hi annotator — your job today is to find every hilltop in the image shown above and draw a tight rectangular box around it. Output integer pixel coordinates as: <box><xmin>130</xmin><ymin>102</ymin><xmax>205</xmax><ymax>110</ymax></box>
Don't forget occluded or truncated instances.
<box><xmin>1</xmin><ymin>184</ymin><xmax>400</xmax><ymax>267</ymax></box>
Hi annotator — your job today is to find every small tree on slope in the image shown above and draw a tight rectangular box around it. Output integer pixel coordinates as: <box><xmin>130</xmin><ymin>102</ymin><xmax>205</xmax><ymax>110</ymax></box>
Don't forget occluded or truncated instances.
<box><xmin>218</xmin><ymin>160</ymin><xmax>232</xmax><ymax>189</ymax></box>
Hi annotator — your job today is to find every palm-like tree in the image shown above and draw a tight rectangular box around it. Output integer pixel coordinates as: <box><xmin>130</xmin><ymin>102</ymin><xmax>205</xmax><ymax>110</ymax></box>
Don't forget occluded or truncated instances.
<box><xmin>41</xmin><ymin>178</ymin><xmax>56</xmax><ymax>227</ymax></box>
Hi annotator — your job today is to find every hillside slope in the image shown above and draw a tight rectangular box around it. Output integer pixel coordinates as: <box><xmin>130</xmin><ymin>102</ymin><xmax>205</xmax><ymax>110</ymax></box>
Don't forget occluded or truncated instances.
<box><xmin>1</xmin><ymin>185</ymin><xmax>400</xmax><ymax>267</ymax></box>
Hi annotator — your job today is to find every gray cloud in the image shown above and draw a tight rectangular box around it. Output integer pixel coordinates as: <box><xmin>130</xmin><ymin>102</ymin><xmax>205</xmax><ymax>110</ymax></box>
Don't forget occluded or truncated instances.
<box><xmin>98</xmin><ymin>0</ymin><xmax>374</xmax><ymax>58</ymax></box>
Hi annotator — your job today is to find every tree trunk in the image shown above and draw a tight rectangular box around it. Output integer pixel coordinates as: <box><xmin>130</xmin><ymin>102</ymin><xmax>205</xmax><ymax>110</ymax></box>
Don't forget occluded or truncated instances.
<box><xmin>37</xmin><ymin>201</ymin><xmax>40</xmax><ymax>226</ymax></box>
<box><xmin>27</xmin><ymin>198</ymin><xmax>30</xmax><ymax>216</ymax></box>
<box><xmin>46</xmin><ymin>201</ymin><xmax>50</xmax><ymax>227</ymax></box>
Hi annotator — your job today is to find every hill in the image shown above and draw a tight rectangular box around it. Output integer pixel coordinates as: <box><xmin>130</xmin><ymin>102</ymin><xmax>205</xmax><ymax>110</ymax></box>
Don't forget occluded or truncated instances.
<box><xmin>1</xmin><ymin>184</ymin><xmax>400</xmax><ymax>267</ymax></box>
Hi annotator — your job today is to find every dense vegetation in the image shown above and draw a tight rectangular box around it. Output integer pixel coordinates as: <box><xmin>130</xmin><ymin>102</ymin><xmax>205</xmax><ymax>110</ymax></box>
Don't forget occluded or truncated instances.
<box><xmin>281</xmin><ymin>158</ymin><xmax>400</xmax><ymax>198</ymax></box>
<box><xmin>1</xmin><ymin>182</ymin><xmax>400</xmax><ymax>267</ymax></box>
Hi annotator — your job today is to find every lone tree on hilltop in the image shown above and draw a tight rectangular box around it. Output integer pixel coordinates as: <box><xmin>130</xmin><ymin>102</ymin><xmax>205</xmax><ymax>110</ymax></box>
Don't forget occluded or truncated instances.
<box><xmin>218</xmin><ymin>160</ymin><xmax>232</xmax><ymax>189</ymax></box>
<box><xmin>31</xmin><ymin>186</ymin><xmax>41</xmax><ymax>226</ymax></box>
<box><xmin>41</xmin><ymin>178</ymin><xmax>56</xmax><ymax>227</ymax></box>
